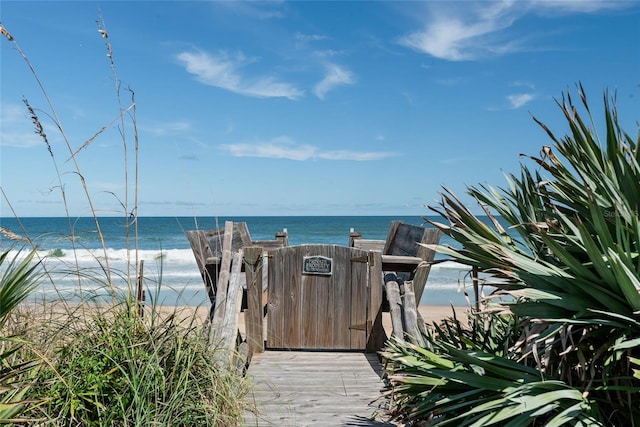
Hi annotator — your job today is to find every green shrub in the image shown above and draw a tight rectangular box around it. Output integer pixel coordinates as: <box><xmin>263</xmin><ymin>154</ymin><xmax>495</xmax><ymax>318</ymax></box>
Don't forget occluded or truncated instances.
<box><xmin>28</xmin><ymin>304</ymin><xmax>249</xmax><ymax>426</ymax></box>
<box><xmin>382</xmin><ymin>86</ymin><xmax>640</xmax><ymax>425</ymax></box>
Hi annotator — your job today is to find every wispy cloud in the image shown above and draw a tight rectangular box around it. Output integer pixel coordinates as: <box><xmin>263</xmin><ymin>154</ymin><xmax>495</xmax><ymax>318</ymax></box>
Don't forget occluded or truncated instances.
<box><xmin>510</xmin><ymin>80</ymin><xmax>536</xmax><ymax>89</ymax></box>
<box><xmin>507</xmin><ymin>93</ymin><xmax>536</xmax><ymax>109</ymax></box>
<box><xmin>213</xmin><ymin>1</ymin><xmax>286</xmax><ymax>20</ymax></box>
<box><xmin>314</xmin><ymin>64</ymin><xmax>355</xmax><ymax>100</ymax></box>
<box><xmin>399</xmin><ymin>1</ymin><xmax>522</xmax><ymax>61</ymax></box>
<box><xmin>295</xmin><ymin>32</ymin><xmax>328</xmax><ymax>49</ymax></box>
<box><xmin>529</xmin><ymin>0</ymin><xmax>633</xmax><ymax>14</ymax></box>
<box><xmin>0</xmin><ymin>132</ymin><xmax>43</xmax><ymax>148</ymax></box>
<box><xmin>175</xmin><ymin>50</ymin><xmax>303</xmax><ymax>99</ymax></box>
<box><xmin>399</xmin><ymin>0</ymin><xmax>631</xmax><ymax>61</ymax></box>
<box><xmin>142</xmin><ymin>120</ymin><xmax>191</xmax><ymax>136</ymax></box>
<box><xmin>220</xmin><ymin>136</ymin><xmax>394</xmax><ymax>161</ymax></box>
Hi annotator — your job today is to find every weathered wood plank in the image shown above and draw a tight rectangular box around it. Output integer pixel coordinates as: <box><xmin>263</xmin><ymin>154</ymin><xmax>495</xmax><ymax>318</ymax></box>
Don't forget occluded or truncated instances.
<box><xmin>367</xmin><ymin>250</ymin><xmax>385</xmax><ymax>352</ymax></box>
<box><xmin>186</xmin><ymin>230</ymin><xmax>216</xmax><ymax>307</ymax></box>
<box><xmin>267</xmin><ymin>251</ymin><xmax>284</xmax><ymax>348</ymax></box>
<box><xmin>414</xmin><ymin>229</ymin><xmax>441</xmax><ymax>303</ymax></box>
<box><xmin>350</xmin><ymin>251</ymin><xmax>368</xmax><ymax>350</ymax></box>
<box><xmin>384</xmin><ymin>221</ymin><xmax>427</xmax><ymax>257</ymax></box>
<box><xmin>301</xmin><ymin>273</ymin><xmax>319</xmax><ymax>348</ymax></box>
<box><xmin>284</xmin><ymin>247</ymin><xmax>302</xmax><ymax>348</ymax></box>
<box><xmin>353</xmin><ymin>239</ymin><xmax>386</xmax><ymax>252</ymax></box>
<box><xmin>332</xmin><ymin>246</ymin><xmax>351</xmax><ymax>349</ymax></box>
<box><xmin>416</xmin><ymin>228</ymin><xmax>441</xmax><ymax>263</ymax></box>
<box><xmin>210</xmin><ymin>221</ymin><xmax>234</xmax><ymax>344</ymax></box>
<box><xmin>252</xmin><ymin>239</ymin><xmax>287</xmax><ymax>250</ymax></box>
<box><xmin>412</xmin><ymin>261</ymin><xmax>432</xmax><ymax>305</ymax></box>
<box><xmin>244</xmin><ymin>246</ymin><xmax>264</xmax><ymax>354</ymax></box>
<box><xmin>219</xmin><ymin>249</ymin><xmax>244</xmax><ymax>364</ymax></box>
<box><xmin>315</xmin><ymin>249</ymin><xmax>334</xmax><ymax>349</ymax></box>
<box><xmin>383</xmin><ymin>221</ymin><xmax>402</xmax><ymax>255</ymax></box>
<box><xmin>267</xmin><ymin>249</ymin><xmax>284</xmax><ymax>348</ymax></box>
<box><xmin>244</xmin><ymin>351</ymin><xmax>394</xmax><ymax>427</ymax></box>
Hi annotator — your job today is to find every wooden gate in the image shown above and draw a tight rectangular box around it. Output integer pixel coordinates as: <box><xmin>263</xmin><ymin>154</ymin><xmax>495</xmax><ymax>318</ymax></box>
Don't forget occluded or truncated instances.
<box><xmin>266</xmin><ymin>245</ymin><xmax>376</xmax><ymax>350</ymax></box>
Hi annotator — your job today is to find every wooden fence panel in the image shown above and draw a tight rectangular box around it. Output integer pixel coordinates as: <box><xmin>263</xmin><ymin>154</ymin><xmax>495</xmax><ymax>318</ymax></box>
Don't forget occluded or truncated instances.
<box><xmin>266</xmin><ymin>244</ymin><xmax>371</xmax><ymax>350</ymax></box>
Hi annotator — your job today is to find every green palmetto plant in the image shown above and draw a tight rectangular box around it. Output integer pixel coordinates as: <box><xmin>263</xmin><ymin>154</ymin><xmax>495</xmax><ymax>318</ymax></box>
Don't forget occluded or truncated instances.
<box><xmin>0</xmin><ymin>247</ymin><xmax>43</xmax><ymax>423</ymax></box>
<box><xmin>382</xmin><ymin>86</ymin><xmax>640</xmax><ymax>426</ymax></box>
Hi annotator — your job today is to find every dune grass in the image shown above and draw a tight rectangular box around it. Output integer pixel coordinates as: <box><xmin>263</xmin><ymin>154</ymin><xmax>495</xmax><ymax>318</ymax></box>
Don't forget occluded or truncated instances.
<box><xmin>4</xmin><ymin>302</ymin><xmax>249</xmax><ymax>426</ymax></box>
<box><xmin>1</xmin><ymin>16</ymin><xmax>251</xmax><ymax>425</ymax></box>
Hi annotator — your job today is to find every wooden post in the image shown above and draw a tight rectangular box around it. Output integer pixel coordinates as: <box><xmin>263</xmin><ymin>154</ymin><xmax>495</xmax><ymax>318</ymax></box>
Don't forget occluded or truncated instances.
<box><xmin>402</xmin><ymin>281</ymin><xmax>423</xmax><ymax>346</ymax></box>
<box><xmin>366</xmin><ymin>251</ymin><xmax>385</xmax><ymax>352</ymax></box>
<box><xmin>275</xmin><ymin>228</ymin><xmax>288</xmax><ymax>246</ymax></box>
<box><xmin>349</xmin><ymin>228</ymin><xmax>362</xmax><ymax>247</ymax></box>
<box><xmin>385</xmin><ymin>277</ymin><xmax>404</xmax><ymax>341</ymax></box>
<box><xmin>244</xmin><ymin>246</ymin><xmax>264</xmax><ymax>354</ymax></box>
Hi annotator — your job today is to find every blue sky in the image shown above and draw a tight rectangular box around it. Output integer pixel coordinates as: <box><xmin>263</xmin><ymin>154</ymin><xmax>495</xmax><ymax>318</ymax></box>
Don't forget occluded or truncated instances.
<box><xmin>1</xmin><ymin>1</ymin><xmax>639</xmax><ymax>218</ymax></box>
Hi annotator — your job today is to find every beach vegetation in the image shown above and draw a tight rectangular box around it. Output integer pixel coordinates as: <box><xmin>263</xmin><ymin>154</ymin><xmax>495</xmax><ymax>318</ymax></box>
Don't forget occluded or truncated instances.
<box><xmin>1</xmin><ymin>17</ymin><xmax>250</xmax><ymax>426</ymax></box>
<box><xmin>16</xmin><ymin>302</ymin><xmax>249</xmax><ymax>426</ymax></box>
<box><xmin>382</xmin><ymin>86</ymin><xmax>640</xmax><ymax>425</ymax></box>
<box><xmin>0</xmin><ymin>247</ymin><xmax>43</xmax><ymax>422</ymax></box>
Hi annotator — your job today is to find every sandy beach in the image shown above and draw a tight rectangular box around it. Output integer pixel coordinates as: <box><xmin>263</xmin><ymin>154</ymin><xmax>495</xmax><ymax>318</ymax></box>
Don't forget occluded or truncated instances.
<box><xmin>152</xmin><ymin>303</ymin><xmax>468</xmax><ymax>338</ymax></box>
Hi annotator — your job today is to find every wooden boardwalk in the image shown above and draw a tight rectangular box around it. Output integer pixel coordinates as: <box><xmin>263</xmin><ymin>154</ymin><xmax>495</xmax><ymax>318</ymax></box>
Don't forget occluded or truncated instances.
<box><xmin>243</xmin><ymin>351</ymin><xmax>396</xmax><ymax>427</ymax></box>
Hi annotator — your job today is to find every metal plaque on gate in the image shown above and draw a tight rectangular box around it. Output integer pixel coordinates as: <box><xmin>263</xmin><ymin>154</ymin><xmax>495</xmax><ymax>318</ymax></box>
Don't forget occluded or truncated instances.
<box><xmin>302</xmin><ymin>256</ymin><xmax>332</xmax><ymax>276</ymax></box>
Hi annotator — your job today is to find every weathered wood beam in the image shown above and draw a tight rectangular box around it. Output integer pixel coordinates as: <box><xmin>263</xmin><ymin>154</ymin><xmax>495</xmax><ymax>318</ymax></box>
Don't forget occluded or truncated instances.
<box><xmin>412</xmin><ymin>261</ymin><xmax>432</xmax><ymax>305</ymax></box>
<box><xmin>381</xmin><ymin>254</ymin><xmax>423</xmax><ymax>272</ymax></box>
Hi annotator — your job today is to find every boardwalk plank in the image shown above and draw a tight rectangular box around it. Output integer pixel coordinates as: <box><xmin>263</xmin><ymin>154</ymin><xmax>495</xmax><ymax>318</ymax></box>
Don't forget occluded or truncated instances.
<box><xmin>244</xmin><ymin>351</ymin><xmax>395</xmax><ymax>427</ymax></box>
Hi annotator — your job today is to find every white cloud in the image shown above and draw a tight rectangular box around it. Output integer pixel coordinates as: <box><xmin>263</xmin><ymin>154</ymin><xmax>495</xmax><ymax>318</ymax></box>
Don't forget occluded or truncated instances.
<box><xmin>313</xmin><ymin>64</ymin><xmax>355</xmax><ymax>100</ymax></box>
<box><xmin>175</xmin><ymin>50</ymin><xmax>303</xmax><ymax>99</ymax></box>
<box><xmin>529</xmin><ymin>0</ymin><xmax>633</xmax><ymax>14</ymax></box>
<box><xmin>399</xmin><ymin>1</ymin><xmax>522</xmax><ymax>61</ymax></box>
<box><xmin>220</xmin><ymin>136</ymin><xmax>394</xmax><ymax>161</ymax></box>
<box><xmin>507</xmin><ymin>93</ymin><xmax>536</xmax><ymax>109</ymax></box>
<box><xmin>399</xmin><ymin>0</ymin><xmax>631</xmax><ymax>61</ymax></box>
<box><xmin>317</xmin><ymin>150</ymin><xmax>391</xmax><ymax>161</ymax></box>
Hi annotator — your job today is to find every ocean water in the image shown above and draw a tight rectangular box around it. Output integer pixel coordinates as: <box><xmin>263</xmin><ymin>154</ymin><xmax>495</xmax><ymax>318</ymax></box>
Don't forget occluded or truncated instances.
<box><xmin>0</xmin><ymin>216</ymin><xmax>485</xmax><ymax>307</ymax></box>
